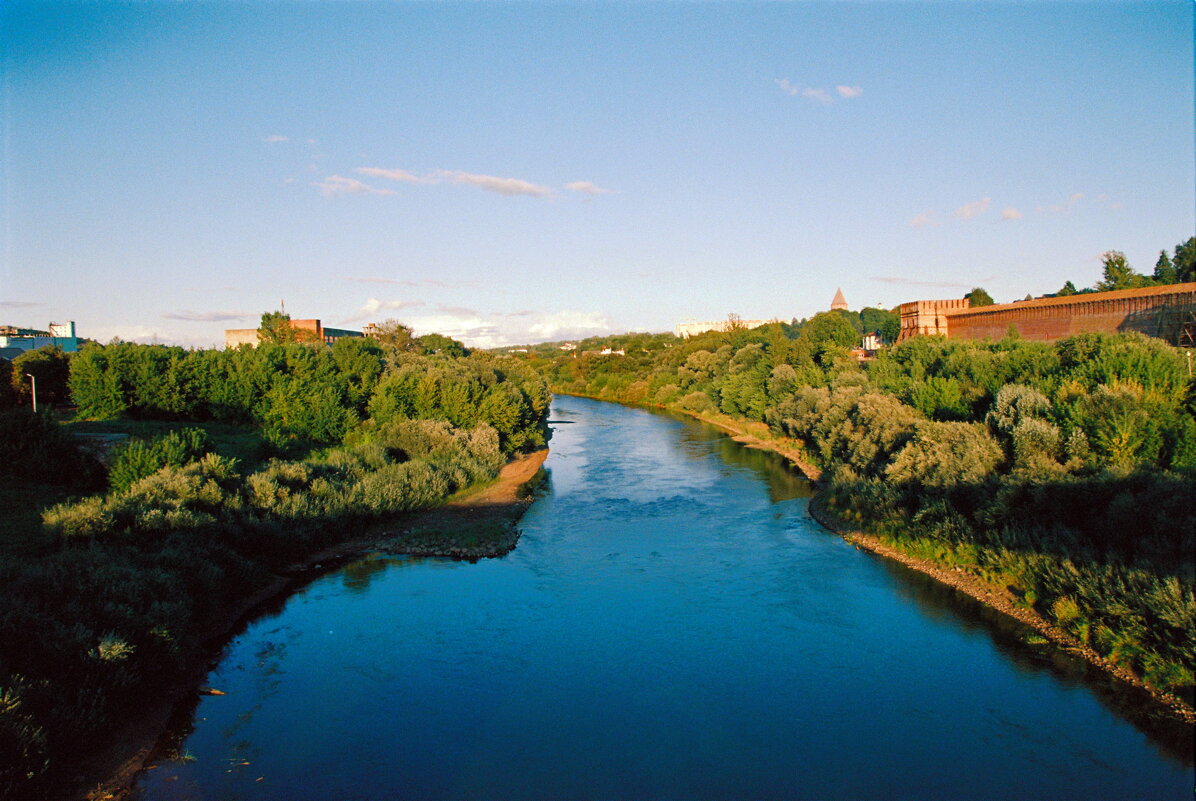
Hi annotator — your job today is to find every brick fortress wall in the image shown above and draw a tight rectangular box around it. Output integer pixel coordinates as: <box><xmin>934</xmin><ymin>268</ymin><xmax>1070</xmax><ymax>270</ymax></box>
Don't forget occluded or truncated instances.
<box><xmin>897</xmin><ymin>283</ymin><xmax>1196</xmax><ymax>345</ymax></box>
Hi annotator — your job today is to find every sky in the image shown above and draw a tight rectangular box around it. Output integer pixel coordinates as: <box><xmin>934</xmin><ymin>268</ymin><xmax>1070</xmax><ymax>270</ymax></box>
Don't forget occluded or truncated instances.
<box><xmin>2</xmin><ymin>1</ymin><xmax>1194</xmax><ymax>349</ymax></box>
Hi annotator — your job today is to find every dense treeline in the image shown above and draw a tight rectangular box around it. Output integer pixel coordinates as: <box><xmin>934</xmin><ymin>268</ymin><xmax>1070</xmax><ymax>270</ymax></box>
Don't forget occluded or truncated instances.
<box><xmin>0</xmin><ymin>335</ymin><xmax>550</xmax><ymax>796</ymax></box>
<box><xmin>533</xmin><ymin>315</ymin><xmax>1196</xmax><ymax>698</ymax></box>
<box><xmin>68</xmin><ymin>337</ymin><xmax>549</xmax><ymax>453</ymax></box>
<box><xmin>1055</xmin><ymin>236</ymin><xmax>1196</xmax><ymax>296</ymax></box>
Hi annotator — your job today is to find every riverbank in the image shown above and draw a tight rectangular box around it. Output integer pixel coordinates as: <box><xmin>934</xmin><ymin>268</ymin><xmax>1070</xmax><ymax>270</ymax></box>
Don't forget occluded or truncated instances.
<box><xmin>556</xmin><ymin>392</ymin><xmax>1196</xmax><ymax>726</ymax></box>
<box><xmin>81</xmin><ymin>448</ymin><xmax>548</xmax><ymax>801</ymax></box>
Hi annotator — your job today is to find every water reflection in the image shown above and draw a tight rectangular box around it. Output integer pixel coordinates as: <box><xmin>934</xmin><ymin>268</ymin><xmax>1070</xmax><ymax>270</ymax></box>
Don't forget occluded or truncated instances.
<box><xmin>875</xmin><ymin>557</ymin><xmax>1195</xmax><ymax>766</ymax></box>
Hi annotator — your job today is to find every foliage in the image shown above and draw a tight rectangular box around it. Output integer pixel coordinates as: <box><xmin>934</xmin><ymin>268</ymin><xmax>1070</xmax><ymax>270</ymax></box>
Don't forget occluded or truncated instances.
<box><xmin>68</xmin><ymin>339</ymin><xmax>547</xmax><ymax>453</ymax></box>
<box><xmin>108</xmin><ymin>428</ymin><xmax>213</xmax><ymax>494</ymax></box>
<box><xmin>1096</xmin><ymin>251</ymin><xmax>1150</xmax><ymax>292</ymax></box>
<box><xmin>0</xmin><ymin>409</ymin><xmax>104</xmax><ymax>487</ymax></box>
<box><xmin>965</xmin><ymin>287</ymin><xmax>995</xmax><ymax>307</ymax></box>
<box><xmin>9</xmin><ymin>347</ymin><xmax>70</xmax><ymax>408</ymax></box>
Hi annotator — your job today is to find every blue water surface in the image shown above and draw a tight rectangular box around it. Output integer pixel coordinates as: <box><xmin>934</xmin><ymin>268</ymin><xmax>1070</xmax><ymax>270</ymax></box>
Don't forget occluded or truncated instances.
<box><xmin>135</xmin><ymin>396</ymin><xmax>1193</xmax><ymax>800</ymax></box>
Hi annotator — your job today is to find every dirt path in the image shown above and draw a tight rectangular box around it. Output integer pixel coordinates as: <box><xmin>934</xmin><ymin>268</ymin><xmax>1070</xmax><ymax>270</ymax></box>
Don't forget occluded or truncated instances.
<box><xmin>83</xmin><ymin>449</ymin><xmax>549</xmax><ymax>801</ymax></box>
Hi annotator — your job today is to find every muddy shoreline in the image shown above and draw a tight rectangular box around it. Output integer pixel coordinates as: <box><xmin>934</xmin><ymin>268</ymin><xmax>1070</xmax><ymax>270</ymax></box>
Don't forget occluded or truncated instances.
<box><xmin>80</xmin><ymin>449</ymin><xmax>548</xmax><ymax>801</ymax></box>
<box><xmin>559</xmin><ymin>392</ymin><xmax>1196</xmax><ymax>727</ymax></box>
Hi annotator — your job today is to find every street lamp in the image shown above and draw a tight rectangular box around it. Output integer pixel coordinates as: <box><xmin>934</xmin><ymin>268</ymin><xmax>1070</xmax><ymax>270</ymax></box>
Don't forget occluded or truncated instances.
<box><xmin>25</xmin><ymin>373</ymin><xmax>37</xmax><ymax>413</ymax></box>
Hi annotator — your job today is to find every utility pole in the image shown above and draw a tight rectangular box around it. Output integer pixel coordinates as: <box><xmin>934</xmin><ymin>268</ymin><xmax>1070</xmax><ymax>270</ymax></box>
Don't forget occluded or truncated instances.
<box><xmin>26</xmin><ymin>373</ymin><xmax>37</xmax><ymax>413</ymax></box>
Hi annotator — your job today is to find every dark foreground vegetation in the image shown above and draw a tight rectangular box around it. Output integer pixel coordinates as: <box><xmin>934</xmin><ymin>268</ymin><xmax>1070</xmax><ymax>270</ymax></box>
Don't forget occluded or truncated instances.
<box><xmin>530</xmin><ymin>316</ymin><xmax>1196</xmax><ymax>704</ymax></box>
<box><xmin>0</xmin><ymin>323</ymin><xmax>549</xmax><ymax>797</ymax></box>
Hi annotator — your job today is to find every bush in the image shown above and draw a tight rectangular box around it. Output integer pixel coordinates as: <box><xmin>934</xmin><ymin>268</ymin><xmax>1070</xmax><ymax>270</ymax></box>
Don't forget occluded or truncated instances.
<box><xmin>109</xmin><ymin>428</ymin><xmax>213</xmax><ymax>494</ymax></box>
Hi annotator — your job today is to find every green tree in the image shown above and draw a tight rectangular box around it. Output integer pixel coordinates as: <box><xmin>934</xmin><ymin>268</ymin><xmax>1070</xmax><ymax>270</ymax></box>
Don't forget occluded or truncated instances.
<box><xmin>417</xmin><ymin>333</ymin><xmax>468</xmax><ymax>357</ymax></box>
<box><xmin>1153</xmin><ymin>250</ymin><xmax>1178</xmax><ymax>284</ymax></box>
<box><xmin>860</xmin><ymin>307</ymin><xmax>900</xmax><ymax>344</ymax></box>
<box><xmin>965</xmin><ymin>287</ymin><xmax>995</xmax><ymax>307</ymax></box>
<box><xmin>11</xmin><ymin>347</ymin><xmax>71</xmax><ymax>407</ymax></box>
<box><xmin>1173</xmin><ymin>236</ymin><xmax>1195</xmax><ymax>283</ymax></box>
<box><xmin>257</xmin><ymin>311</ymin><xmax>317</xmax><ymax>346</ymax></box>
<box><xmin>1095</xmin><ymin>251</ymin><xmax>1148</xmax><ymax>292</ymax></box>
<box><xmin>0</xmin><ymin>357</ymin><xmax>15</xmax><ymax>408</ymax></box>
<box><xmin>1057</xmin><ymin>280</ymin><xmax>1078</xmax><ymax>296</ymax></box>
<box><xmin>798</xmin><ymin>312</ymin><xmax>859</xmax><ymax>349</ymax></box>
<box><xmin>369</xmin><ymin>319</ymin><xmax>417</xmax><ymax>351</ymax></box>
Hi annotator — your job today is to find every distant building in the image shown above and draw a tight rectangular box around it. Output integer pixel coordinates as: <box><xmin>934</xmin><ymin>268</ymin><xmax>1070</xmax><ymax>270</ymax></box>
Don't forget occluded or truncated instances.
<box><xmin>0</xmin><ymin>321</ymin><xmax>80</xmax><ymax>359</ymax></box>
<box><xmin>861</xmin><ymin>331</ymin><xmax>884</xmax><ymax>351</ymax></box>
<box><xmin>831</xmin><ymin>288</ymin><xmax>849</xmax><ymax>311</ymax></box>
<box><xmin>224</xmin><ymin>318</ymin><xmax>364</xmax><ymax>348</ymax></box>
<box><xmin>675</xmin><ymin>319</ymin><xmax>777</xmax><ymax>338</ymax></box>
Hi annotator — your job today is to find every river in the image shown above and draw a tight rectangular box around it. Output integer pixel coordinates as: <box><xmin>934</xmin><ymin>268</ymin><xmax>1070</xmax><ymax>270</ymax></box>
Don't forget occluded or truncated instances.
<box><xmin>134</xmin><ymin>395</ymin><xmax>1192</xmax><ymax>800</ymax></box>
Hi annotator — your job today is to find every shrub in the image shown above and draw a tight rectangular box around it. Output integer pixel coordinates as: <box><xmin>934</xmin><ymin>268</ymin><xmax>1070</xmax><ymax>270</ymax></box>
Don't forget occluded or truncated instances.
<box><xmin>109</xmin><ymin>428</ymin><xmax>213</xmax><ymax>494</ymax></box>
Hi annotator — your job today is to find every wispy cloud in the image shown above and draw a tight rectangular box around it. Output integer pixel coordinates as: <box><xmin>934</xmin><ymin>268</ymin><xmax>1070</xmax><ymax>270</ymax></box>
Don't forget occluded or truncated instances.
<box><xmin>0</xmin><ymin>300</ymin><xmax>44</xmax><ymax>309</ymax></box>
<box><xmin>952</xmin><ymin>197</ymin><xmax>991</xmax><ymax>221</ymax></box>
<box><xmin>566</xmin><ymin>181</ymin><xmax>614</xmax><ymax>195</ymax></box>
<box><xmin>433</xmin><ymin>170</ymin><xmax>554</xmax><ymax>198</ymax></box>
<box><xmin>313</xmin><ymin>175</ymin><xmax>397</xmax><ymax>197</ymax></box>
<box><xmin>341</xmin><ymin>297</ymin><xmax>427</xmax><ymax>324</ymax></box>
<box><xmin>261</xmin><ymin>134</ymin><xmax>288</xmax><ymax>143</ymax></box>
<box><xmin>910</xmin><ymin>210</ymin><xmax>939</xmax><ymax>228</ymax></box>
<box><xmin>1001</xmin><ymin>207</ymin><xmax>1023</xmax><ymax>221</ymax></box>
<box><xmin>1036</xmin><ymin>192</ymin><xmax>1086</xmax><ymax>214</ymax></box>
<box><xmin>344</xmin><ymin>166</ymin><xmax>569</xmax><ymax>198</ymax></box>
<box><xmin>162</xmin><ymin>310</ymin><xmax>255</xmax><ymax>322</ymax></box>
<box><xmin>871</xmin><ymin>276</ymin><xmax>981</xmax><ymax>289</ymax></box>
<box><xmin>776</xmin><ymin>79</ymin><xmax>859</xmax><ymax>104</ymax></box>
<box><xmin>355</xmin><ymin>167</ymin><xmax>434</xmax><ymax>185</ymax></box>
<box><xmin>775</xmin><ymin>78</ymin><xmax>801</xmax><ymax>96</ymax></box>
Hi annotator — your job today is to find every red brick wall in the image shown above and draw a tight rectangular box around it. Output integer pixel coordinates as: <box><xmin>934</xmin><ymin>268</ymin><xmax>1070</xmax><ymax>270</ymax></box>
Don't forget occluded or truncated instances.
<box><xmin>897</xmin><ymin>284</ymin><xmax>1196</xmax><ymax>344</ymax></box>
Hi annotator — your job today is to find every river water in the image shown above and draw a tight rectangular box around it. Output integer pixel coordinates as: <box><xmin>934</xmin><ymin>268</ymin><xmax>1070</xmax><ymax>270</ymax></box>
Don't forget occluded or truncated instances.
<box><xmin>134</xmin><ymin>395</ymin><xmax>1192</xmax><ymax>800</ymax></box>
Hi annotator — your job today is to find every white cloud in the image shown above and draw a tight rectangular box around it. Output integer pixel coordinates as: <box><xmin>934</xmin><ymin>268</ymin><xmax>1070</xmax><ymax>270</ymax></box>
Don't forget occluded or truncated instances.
<box><xmin>952</xmin><ymin>197</ymin><xmax>991</xmax><ymax>221</ymax></box>
<box><xmin>313</xmin><ymin>175</ymin><xmax>397</xmax><ymax>197</ymax></box>
<box><xmin>566</xmin><ymin>181</ymin><xmax>614</xmax><ymax>195</ymax></box>
<box><xmin>1000</xmin><ymin>207</ymin><xmax>1023</xmax><ymax>221</ymax></box>
<box><xmin>162</xmin><ymin>310</ymin><xmax>255</xmax><ymax>322</ymax></box>
<box><xmin>910</xmin><ymin>210</ymin><xmax>939</xmax><ymax>228</ymax></box>
<box><xmin>262</xmin><ymin>134</ymin><xmax>288</xmax><ymax>143</ymax></box>
<box><xmin>775</xmin><ymin>78</ymin><xmax>801</xmax><ymax>96</ymax></box>
<box><xmin>433</xmin><ymin>170</ymin><xmax>554</xmax><ymax>198</ymax></box>
<box><xmin>355</xmin><ymin>167</ymin><xmax>435</xmax><ymax>184</ymax></box>
<box><xmin>775</xmin><ymin>79</ymin><xmax>844</xmax><ymax>104</ymax></box>
<box><xmin>341</xmin><ymin>297</ymin><xmax>427</xmax><ymax>323</ymax></box>
<box><xmin>398</xmin><ymin>308</ymin><xmax>615</xmax><ymax>349</ymax></box>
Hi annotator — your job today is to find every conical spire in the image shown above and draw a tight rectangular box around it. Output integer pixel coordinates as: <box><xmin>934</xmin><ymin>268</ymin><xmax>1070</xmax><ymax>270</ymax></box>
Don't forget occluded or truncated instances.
<box><xmin>831</xmin><ymin>287</ymin><xmax>848</xmax><ymax>311</ymax></box>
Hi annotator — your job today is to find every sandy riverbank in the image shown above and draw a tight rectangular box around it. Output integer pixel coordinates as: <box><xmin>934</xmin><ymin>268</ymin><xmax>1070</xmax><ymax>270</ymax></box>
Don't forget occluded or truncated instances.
<box><xmin>81</xmin><ymin>449</ymin><xmax>548</xmax><ymax>801</ymax></box>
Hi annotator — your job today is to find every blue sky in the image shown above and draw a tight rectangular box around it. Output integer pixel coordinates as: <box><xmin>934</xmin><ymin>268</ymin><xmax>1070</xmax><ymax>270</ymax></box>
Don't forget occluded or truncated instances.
<box><xmin>2</xmin><ymin>1</ymin><xmax>1193</xmax><ymax>348</ymax></box>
